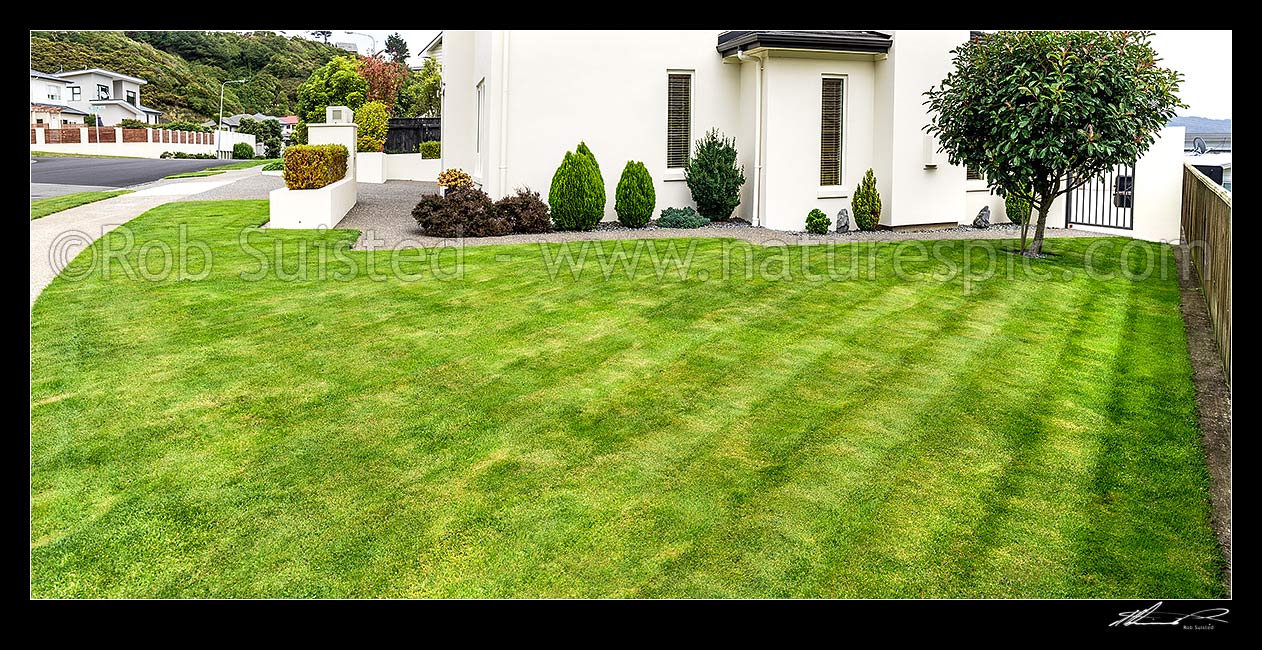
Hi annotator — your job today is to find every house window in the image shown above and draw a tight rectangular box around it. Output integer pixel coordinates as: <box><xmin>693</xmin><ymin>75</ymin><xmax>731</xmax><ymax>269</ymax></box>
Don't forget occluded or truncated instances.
<box><xmin>97</xmin><ymin>84</ymin><xmax>110</xmax><ymax>100</ymax></box>
<box><xmin>46</xmin><ymin>84</ymin><xmax>61</xmax><ymax>101</ymax></box>
<box><xmin>819</xmin><ymin>77</ymin><xmax>844</xmax><ymax>185</ymax></box>
<box><xmin>126</xmin><ymin>90</ymin><xmax>137</xmax><ymax>106</ymax></box>
<box><xmin>35</xmin><ymin>118</ymin><xmax>44</xmax><ymax>124</ymax></box>
<box><xmin>70</xmin><ymin>86</ymin><xmax>80</xmax><ymax>101</ymax></box>
<box><xmin>667</xmin><ymin>72</ymin><xmax>693</xmax><ymax>168</ymax></box>
<box><xmin>966</xmin><ymin>165</ymin><xmax>984</xmax><ymax>181</ymax></box>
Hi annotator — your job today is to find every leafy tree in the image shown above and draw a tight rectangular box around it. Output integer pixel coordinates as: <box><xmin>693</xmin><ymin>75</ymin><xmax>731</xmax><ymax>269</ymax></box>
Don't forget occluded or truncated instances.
<box><xmin>397</xmin><ymin>58</ymin><xmax>442</xmax><ymax>117</ymax></box>
<box><xmin>684</xmin><ymin>128</ymin><xmax>744</xmax><ymax>220</ymax></box>
<box><xmin>359</xmin><ymin>55</ymin><xmax>408</xmax><ymax>113</ymax></box>
<box><xmin>925</xmin><ymin>30</ymin><xmax>1183</xmax><ymax>256</ymax></box>
<box><xmin>385</xmin><ymin>33</ymin><xmax>410</xmax><ymax>63</ymax></box>
<box><xmin>296</xmin><ymin>55</ymin><xmax>368</xmax><ymax>131</ymax></box>
<box><xmin>237</xmin><ymin>116</ymin><xmax>283</xmax><ymax>157</ymax></box>
<box><xmin>310</xmin><ymin>30</ymin><xmax>332</xmax><ymax>44</ymax></box>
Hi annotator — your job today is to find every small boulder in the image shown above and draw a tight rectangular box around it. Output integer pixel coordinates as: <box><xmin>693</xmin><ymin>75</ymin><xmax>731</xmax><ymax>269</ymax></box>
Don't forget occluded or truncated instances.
<box><xmin>972</xmin><ymin>206</ymin><xmax>991</xmax><ymax>229</ymax></box>
<box><xmin>836</xmin><ymin>208</ymin><xmax>850</xmax><ymax>233</ymax></box>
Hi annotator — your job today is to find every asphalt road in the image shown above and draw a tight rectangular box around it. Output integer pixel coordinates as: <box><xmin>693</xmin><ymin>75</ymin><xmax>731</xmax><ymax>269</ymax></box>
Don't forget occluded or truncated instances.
<box><xmin>30</xmin><ymin>156</ymin><xmax>240</xmax><ymax>195</ymax></box>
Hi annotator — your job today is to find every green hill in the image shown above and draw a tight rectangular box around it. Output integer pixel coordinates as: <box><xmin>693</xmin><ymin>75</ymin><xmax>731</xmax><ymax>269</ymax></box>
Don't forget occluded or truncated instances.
<box><xmin>30</xmin><ymin>31</ymin><xmax>348</xmax><ymax>122</ymax></box>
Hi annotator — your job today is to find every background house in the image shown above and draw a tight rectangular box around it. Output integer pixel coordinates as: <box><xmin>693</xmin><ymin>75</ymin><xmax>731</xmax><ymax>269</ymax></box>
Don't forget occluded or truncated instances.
<box><xmin>279</xmin><ymin>115</ymin><xmax>298</xmax><ymax>142</ymax></box>
<box><xmin>55</xmin><ymin>68</ymin><xmax>162</xmax><ymax>125</ymax></box>
<box><xmin>30</xmin><ymin>69</ymin><xmax>87</xmax><ymax>128</ymax></box>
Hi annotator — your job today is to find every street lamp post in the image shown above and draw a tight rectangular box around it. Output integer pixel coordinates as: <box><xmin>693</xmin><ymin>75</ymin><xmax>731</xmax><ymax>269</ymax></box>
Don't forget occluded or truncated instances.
<box><xmin>218</xmin><ymin>78</ymin><xmax>247</xmax><ymax>157</ymax></box>
<box><xmin>345</xmin><ymin>31</ymin><xmax>377</xmax><ymax>55</ymax></box>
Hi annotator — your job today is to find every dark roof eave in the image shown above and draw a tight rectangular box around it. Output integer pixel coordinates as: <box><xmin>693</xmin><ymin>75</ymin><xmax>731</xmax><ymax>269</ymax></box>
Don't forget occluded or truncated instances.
<box><xmin>716</xmin><ymin>31</ymin><xmax>892</xmax><ymax>57</ymax></box>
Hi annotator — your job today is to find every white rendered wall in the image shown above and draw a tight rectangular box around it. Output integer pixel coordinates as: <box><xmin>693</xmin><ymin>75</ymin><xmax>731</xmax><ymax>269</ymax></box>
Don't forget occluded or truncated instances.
<box><xmin>1068</xmin><ymin>127</ymin><xmax>1185</xmax><ymax>242</ymax></box>
<box><xmin>385</xmin><ymin>154</ymin><xmax>441</xmax><ymax>181</ymax></box>
<box><xmin>32</xmin><ymin>128</ymin><xmax>254</xmax><ymax>158</ymax></box>
<box><xmin>877</xmin><ymin>30</ymin><xmax>972</xmax><ymax>227</ymax></box>
<box><xmin>759</xmin><ymin>53</ymin><xmax>876</xmax><ymax>231</ymax></box>
<box><xmin>444</xmin><ymin>30</ymin><xmax>744</xmax><ymax>221</ymax></box>
<box><xmin>268</xmin><ymin>176</ymin><xmax>357</xmax><ymax>229</ymax></box>
<box><xmin>358</xmin><ymin>151</ymin><xmax>387</xmax><ymax>183</ymax></box>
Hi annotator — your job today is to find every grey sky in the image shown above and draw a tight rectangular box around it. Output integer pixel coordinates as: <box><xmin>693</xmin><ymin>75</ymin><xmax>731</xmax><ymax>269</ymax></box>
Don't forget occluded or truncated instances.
<box><xmin>282</xmin><ymin>29</ymin><xmax>1231</xmax><ymax>120</ymax></box>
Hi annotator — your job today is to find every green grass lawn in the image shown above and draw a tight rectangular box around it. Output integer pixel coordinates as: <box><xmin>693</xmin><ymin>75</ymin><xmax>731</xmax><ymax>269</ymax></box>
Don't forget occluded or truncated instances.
<box><xmin>164</xmin><ymin>170</ymin><xmax>226</xmax><ymax>179</ymax></box>
<box><xmin>29</xmin><ymin>200</ymin><xmax>1224</xmax><ymax>598</ymax></box>
<box><xmin>30</xmin><ymin>190</ymin><xmax>133</xmax><ymax>220</ymax></box>
<box><xmin>215</xmin><ymin>158</ymin><xmax>280</xmax><ymax>170</ymax></box>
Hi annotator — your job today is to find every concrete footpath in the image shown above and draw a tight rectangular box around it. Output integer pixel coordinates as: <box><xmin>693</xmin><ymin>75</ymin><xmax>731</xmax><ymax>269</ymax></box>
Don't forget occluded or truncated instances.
<box><xmin>29</xmin><ymin>168</ymin><xmax>261</xmax><ymax>307</ymax></box>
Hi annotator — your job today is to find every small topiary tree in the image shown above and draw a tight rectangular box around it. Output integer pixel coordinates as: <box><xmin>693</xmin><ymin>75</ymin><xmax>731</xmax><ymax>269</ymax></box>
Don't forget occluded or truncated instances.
<box><xmin>1004</xmin><ymin>180</ymin><xmax>1033</xmax><ymax>242</ymax></box>
<box><xmin>851</xmin><ymin>168</ymin><xmax>881</xmax><ymax>230</ymax></box>
<box><xmin>576</xmin><ymin>141</ymin><xmax>600</xmax><ymax>174</ymax></box>
<box><xmin>575</xmin><ymin>140</ymin><xmax>607</xmax><ymax>217</ymax></box>
<box><xmin>419</xmin><ymin>140</ymin><xmax>441</xmax><ymax>159</ymax></box>
<box><xmin>548</xmin><ymin>150</ymin><xmax>604</xmax><ymax>231</ymax></box>
<box><xmin>685</xmin><ymin>128</ymin><xmax>745</xmax><ymax>220</ymax></box>
<box><xmin>614</xmin><ymin>161</ymin><xmax>655</xmax><ymax>228</ymax></box>
<box><xmin>805</xmin><ymin>208</ymin><xmax>831</xmax><ymax>234</ymax></box>
<box><xmin>232</xmin><ymin>142</ymin><xmax>255</xmax><ymax>160</ymax></box>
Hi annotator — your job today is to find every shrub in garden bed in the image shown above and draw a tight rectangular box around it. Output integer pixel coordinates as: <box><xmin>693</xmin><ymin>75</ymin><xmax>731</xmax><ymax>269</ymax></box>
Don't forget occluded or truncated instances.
<box><xmin>282</xmin><ymin>144</ymin><xmax>349</xmax><ymax>190</ymax></box>
<box><xmin>805</xmin><ymin>208</ymin><xmax>831</xmax><ymax>234</ymax></box>
<box><xmin>160</xmin><ymin>151</ymin><xmax>217</xmax><ymax>159</ymax></box>
<box><xmin>437</xmin><ymin>168</ymin><xmax>473</xmax><ymax>190</ymax></box>
<box><xmin>494</xmin><ymin>188</ymin><xmax>552</xmax><ymax>233</ymax></box>
<box><xmin>232</xmin><ymin>142</ymin><xmax>255</xmax><ymax>159</ymax></box>
<box><xmin>355</xmin><ymin>101</ymin><xmax>389</xmax><ymax>153</ymax></box>
<box><xmin>1004</xmin><ymin>182</ymin><xmax>1032</xmax><ymax>226</ymax></box>
<box><xmin>685</xmin><ymin>128</ymin><xmax>745</xmax><ymax>220</ymax></box>
<box><xmin>412</xmin><ymin>188</ymin><xmax>509</xmax><ymax>238</ymax></box>
<box><xmin>262</xmin><ymin>161</ymin><xmax>284</xmax><ymax>171</ymax></box>
<box><xmin>420</xmin><ymin>141</ymin><xmax>441</xmax><ymax>159</ymax></box>
<box><xmin>852</xmin><ymin>168</ymin><xmax>882</xmax><ymax>231</ymax></box>
<box><xmin>657</xmin><ymin>207</ymin><xmax>709</xmax><ymax>229</ymax></box>
<box><xmin>549</xmin><ymin>149</ymin><xmax>605</xmax><ymax>231</ymax></box>
<box><xmin>615</xmin><ymin>161</ymin><xmax>655</xmax><ymax>228</ymax></box>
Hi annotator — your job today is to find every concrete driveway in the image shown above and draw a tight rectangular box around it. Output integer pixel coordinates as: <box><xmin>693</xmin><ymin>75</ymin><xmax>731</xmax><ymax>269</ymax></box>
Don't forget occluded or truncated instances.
<box><xmin>30</xmin><ymin>156</ymin><xmax>241</xmax><ymax>200</ymax></box>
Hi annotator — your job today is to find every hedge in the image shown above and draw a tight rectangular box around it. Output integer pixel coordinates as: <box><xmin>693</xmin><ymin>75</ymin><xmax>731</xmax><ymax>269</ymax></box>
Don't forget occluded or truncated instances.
<box><xmin>420</xmin><ymin>141</ymin><xmax>441</xmax><ymax>159</ymax></box>
<box><xmin>282</xmin><ymin>144</ymin><xmax>349</xmax><ymax>190</ymax></box>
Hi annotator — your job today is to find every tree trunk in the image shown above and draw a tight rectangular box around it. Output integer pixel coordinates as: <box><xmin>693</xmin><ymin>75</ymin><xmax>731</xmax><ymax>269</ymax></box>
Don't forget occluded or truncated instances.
<box><xmin>1018</xmin><ymin>213</ymin><xmax>1032</xmax><ymax>254</ymax></box>
<box><xmin>1028</xmin><ymin>200</ymin><xmax>1052</xmax><ymax>257</ymax></box>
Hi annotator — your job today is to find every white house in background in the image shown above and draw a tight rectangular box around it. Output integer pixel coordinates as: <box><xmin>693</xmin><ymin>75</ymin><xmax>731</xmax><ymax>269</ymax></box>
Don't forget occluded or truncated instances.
<box><xmin>438</xmin><ymin>30</ymin><xmax>1184</xmax><ymax>238</ymax></box>
<box><xmin>279</xmin><ymin>115</ymin><xmax>299</xmax><ymax>142</ymax></box>
<box><xmin>56</xmin><ymin>68</ymin><xmax>163</xmax><ymax>125</ymax></box>
<box><xmin>30</xmin><ymin>69</ymin><xmax>87</xmax><ymax>128</ymax></box>
<box><xmin>419</xmin><ymin>32</ymin><xmax>443</xmax><ymax>66</ymax></box>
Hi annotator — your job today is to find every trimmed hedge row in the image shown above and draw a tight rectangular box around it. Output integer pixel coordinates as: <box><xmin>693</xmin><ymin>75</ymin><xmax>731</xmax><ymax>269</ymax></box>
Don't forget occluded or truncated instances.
<box><xmin>282</xmin><ymin>144</ymin><xmax>349</xmax><ymax>190</ymax></box>
<box><xmin>419</xmin><ymin>141</ymin><xmax>441</xmax><ymax>159</ymax></box>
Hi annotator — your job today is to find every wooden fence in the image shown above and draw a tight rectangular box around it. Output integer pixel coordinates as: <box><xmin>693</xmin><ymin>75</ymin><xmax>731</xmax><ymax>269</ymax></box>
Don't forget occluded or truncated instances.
<box><xmin>1181</xmin><ymin>163</ymin><xmax>1232</xmax><ymax>381</ymax></box>
<box><xmin>385</xmin><ymin>117</ymin><xmax>440</xmax><ymax>153</ymax></box>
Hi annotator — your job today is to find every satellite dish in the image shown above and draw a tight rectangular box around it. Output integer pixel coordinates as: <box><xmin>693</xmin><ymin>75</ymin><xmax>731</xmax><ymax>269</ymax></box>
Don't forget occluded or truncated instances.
<box><xmin>1193</xmin><ymin>137</ymin><xmax>1208</xmax><ymax>155</ymax></box>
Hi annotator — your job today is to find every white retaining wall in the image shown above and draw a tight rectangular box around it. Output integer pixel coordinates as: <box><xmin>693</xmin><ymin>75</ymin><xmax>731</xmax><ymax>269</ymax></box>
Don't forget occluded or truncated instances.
<box><xmin>31</xmin><ymin>127</ymin><xmax>256</xmax><ymax>159</ymax></box>
<box><xmin>356</xmin><ymin>152</ymin><xmax>442</xmax><ymax>183</ymax></box>
<box><xmin>268</xmin><ymin>176</ymin><xmax>357</xmax><ymax>229</ymax></box>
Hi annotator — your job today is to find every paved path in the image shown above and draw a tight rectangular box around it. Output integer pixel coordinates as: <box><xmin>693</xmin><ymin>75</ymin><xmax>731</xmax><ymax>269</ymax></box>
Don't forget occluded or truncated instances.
<box><xmin>30</xmin><ymin>156</ymin><xmax>240</xmax><ymax>192</ymax></box>
<box><xmin>29</xmin><ymin>169</ymin><xmax>256</xmax><ymax>307</ymax></box>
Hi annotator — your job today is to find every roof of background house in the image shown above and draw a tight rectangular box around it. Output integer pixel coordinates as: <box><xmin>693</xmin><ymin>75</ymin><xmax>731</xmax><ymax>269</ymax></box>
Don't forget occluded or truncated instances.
<box><xmin>716</xmin><ymin>30</ymin><xmax>893</xmax><ymax>56</ymax></box>
<box><xmin>139</xmin><ymin>104</ymin><xmax>162</xmax><ymax>114</ymax></box>
<box><xmin>422</xmin><ymin>32</ymin><xmax>442</xmax><ymax>55</ymax></box>
<box><xmin>279</xmin><ymin>115</ymin><xmax>299</xmax><ymax>125</ymax></box>
<box><xmin>30</xmin><ymin>69</ymin><xmax>72</xmax><ymax>84</ymax></box>
<box><xmin>56</xmin><ymin>68</ymin><xmax>148</xmax><ymax>85</ymax></box>
<box><xmin>30</xmin><ymin>101</ymin><xmax>88</xmax><ymax>115</ymax></box>
<box><xmin>88</xmin><ymin>99</ymin><xmax>148</xmax><ymax>116</ymax></box>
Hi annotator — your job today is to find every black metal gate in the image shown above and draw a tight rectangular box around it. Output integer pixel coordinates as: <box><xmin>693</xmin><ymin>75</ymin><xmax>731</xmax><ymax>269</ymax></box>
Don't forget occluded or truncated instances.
<box><xmin>1065</xmin><ymin>162</ymin><xmax>1135</xmax><ymax>230</ymax></box>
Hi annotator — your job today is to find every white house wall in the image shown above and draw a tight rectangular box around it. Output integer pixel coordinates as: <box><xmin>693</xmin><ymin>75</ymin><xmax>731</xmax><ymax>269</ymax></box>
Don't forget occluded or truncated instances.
<box><xmin>760</xmin><ymin>53</ymin><xmax>877</xmax><ymax>231</ymax></box>
<box><xmin>879</xmin><ymin>30</ymin><xmax>971</xmax><ymax>227</ymax></box>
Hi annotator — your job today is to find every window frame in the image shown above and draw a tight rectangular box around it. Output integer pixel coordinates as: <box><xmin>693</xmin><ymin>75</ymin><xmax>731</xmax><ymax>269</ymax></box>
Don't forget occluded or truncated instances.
<box><xmin>126</xmin><ymin>89</ymin><xmax>137</xmax><ymax>106</ymax></box>
<box><xmin>666</xmin><ymin>69</ymin><xmax>694</xmax><ymax>170</ymax></box>
<box><xmin>96</xmin><ymin>84</ymin><xmax>110</xmax><ymax>100</ymax></box>
<box><xmin>818</xmin><ymin>74</ymin><xmax>847</xmax><ymax>188</ymax></box>
<box><xmin>70</xmin><ymin>86</ymin><xmax>81</xmax><ymax>101</ymax></box>
<box><xmin>46</xmin><ymin>84</ymin><xmax>61</xmax><ymax>101</ymax></box>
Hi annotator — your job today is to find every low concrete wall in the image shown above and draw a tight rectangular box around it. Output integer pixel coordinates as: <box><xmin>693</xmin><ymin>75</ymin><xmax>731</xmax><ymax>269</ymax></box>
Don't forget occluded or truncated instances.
<box><xmin>268</xmin><ymin>176</ymin><xmax>357</xmax><ymax>229</ymax></box>
<box><xmin>358</xmin><ymin>152</ymin><xmax>387</xmax><ymax>184</ymax></box>
<box><xmin>384</xmin><ymin>153</ymin><xmax>441</xmax><ymax>182</ymax></box>
<box><xmin>31</xmin><ymin>127</ymin><xmax>255</xmax><ymax>159</ymax></box>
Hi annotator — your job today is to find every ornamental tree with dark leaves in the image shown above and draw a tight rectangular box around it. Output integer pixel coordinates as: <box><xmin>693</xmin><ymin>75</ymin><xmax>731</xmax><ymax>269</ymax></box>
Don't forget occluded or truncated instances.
<box><xmin>924</xmin><ymin>31</ymin><xmax>1183</xmax><ymax>255</ymax></box>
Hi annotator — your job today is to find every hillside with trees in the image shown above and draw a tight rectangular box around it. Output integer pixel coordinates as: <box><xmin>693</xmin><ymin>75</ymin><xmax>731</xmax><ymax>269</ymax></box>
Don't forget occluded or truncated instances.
<box><xmin>30</xmin><ymin>31</ymin><xmax>350</xmax><ymax>121</ymax></box>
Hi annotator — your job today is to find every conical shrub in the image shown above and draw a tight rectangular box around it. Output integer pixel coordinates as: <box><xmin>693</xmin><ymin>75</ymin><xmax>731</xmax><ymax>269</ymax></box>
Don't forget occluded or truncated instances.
<box><xmin>614</xmin><ymin>161</ymin><xmax>655</xmax><ymax>228</ymax></box>
<box><xmin>549</xmin><ymin>150</ymin><xmax>605</xmax><ymax>231</ymax></box>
